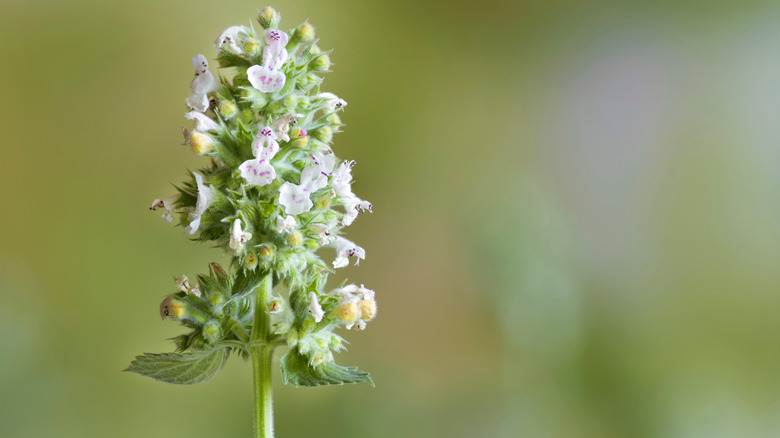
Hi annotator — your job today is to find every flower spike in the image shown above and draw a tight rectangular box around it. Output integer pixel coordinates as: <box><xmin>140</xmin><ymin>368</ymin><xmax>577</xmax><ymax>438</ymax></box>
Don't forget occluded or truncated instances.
<box><xmin>132</xmin><ymin>8</ymin><xmax>376</xmax><ymax>436</ymax></box>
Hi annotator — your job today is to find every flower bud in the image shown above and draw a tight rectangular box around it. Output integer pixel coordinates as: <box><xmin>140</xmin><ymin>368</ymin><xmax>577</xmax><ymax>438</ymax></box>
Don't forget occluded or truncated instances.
<box><xmin>290</xmin><ymin>127</ymin><xmax>308</xmax><ymax>148</ymax></box>
<box><xmin>209</xmin><ymin>262</ymin><xmax>227</xmax><ymax>278</ymax></box>
<box><xmin>188</xmin><ymin>132</ymin><xmax>215</xmax><ymax>155</ymax></box>
<box><xmin>286</xmin><ymin>230</ymin><xmax>303</xmax><ymax>247</ymax></box>
<box><xmin>260</xmin><ymin>245</ymin><xmax>275</xmax><ymax>259</ymax></box>
<box><xmin>311</xmin><ymin>54</ymin><xmax>331</xmax><ymax>71</ymax></box>
<box><xmin>358</xmin><ymin>300</ymin><xmax>376</xmax><ymax>320</ymax></box>
<box><xmin>244</xmin><ymin>91</ymin><xmax>268</xmax><ymax>111</ymax></box>
<box><xmin>326</xmin><ymin>114</ymin><xmax>342</xmax><ymax>126</ymax></box>
<box><xmin>160</xmin><ymin>296</ymin><xmax>209</xmax><ymax>324</ymax></box>
<box><xmin>303</xmin><ymin>240</ymin><xmax>318</xmax><ymax>250</ymax></box>
<box><xmin>257</xmin><ymin>6</ymin><xmax>280</xmax><ymax>29</ymax></box>
<box><xmin>335</xmin><ymin>302</ymin><xmax>360</xmax><ymax>323</ymax></box>
<box><xmin>268</xmin><ymin>299</ymin><xmax>284</xmax><ymax>313</ymax></box>
<box><xmin>287</xmin><ymin>330</ymin><xmax>299</xmax><ymax>347</ymax></box>
<box><xmin>243</xmin><ymin>253</ymin><xmax>259</xmax><ymax>270</ymax></box>
<box><xmin>314</xmin><ymin>195</ymin><xmax>331</xmax><ymax>210</ymax></box>
<box><xmin>312</xmin><ymin>126</ymin><xmax>332</xmax><ymax>143</ymax></box>
<box><xmin>242</xmin><ymin>38</ymin><xmax>260</xmax><ymax>56</ymax></box>
<box><xmin>202</xmin><ymin>320</ymin><xmax>221</xmax><ymax>344</ymax></box>
<box><xmin>294</xmin><ymin>22</ymin><xmax>315</xmax><ymax>42</ymax></box>
<box><xmin>283</xmin><ymin>94</ymin><xmax>298</xmax><ymax>110</ymax></box>
<box><xmin>310</xmin><ymin>353</ymin><xmax>324</xmax><ymax>366</ymax></box>
<box><xmin>160</xmin><ymin>296</ymin><xmax>185</xmax><ymax>320</ymax></box>
<box><xmin>217</xmin><ymin>101</ymin><xmax>237</xmax><ymax>120</ymax></box>
<box><xmin>297</xmin><ymin>73</ymin><xmax>322</xmax><ymax>90</ymax></box>
<box><xmin>208</xmin><ymin>293</ymin><xmax>224</xmax><ymax>307</ymax></box>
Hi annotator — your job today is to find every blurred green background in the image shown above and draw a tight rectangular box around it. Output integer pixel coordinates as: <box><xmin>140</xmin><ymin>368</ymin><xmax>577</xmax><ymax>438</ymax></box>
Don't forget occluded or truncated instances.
<box><xmin>2</xmin><ymin>0</ymin><xmax>780</xmax><ymax>437</ymax></box>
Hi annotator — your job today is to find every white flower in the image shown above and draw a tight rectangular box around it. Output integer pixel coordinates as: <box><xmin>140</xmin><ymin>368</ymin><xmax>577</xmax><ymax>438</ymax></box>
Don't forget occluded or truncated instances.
<box><xmin>331</xmin><ymin>236</ymin><xmax>365</xmax><ymax>268</ymax></box>
<box><xmin>317</xmin><ymin>92</ymin><xmax>347</xmax><ymax>113</ymax></box>
<box><xmin>334</xmin><ymin>283</ymin><xmax>375</xmax><ymax>302</ymax></box>
<box><xmin>271</xmin><ymin>113</ymin><xmax>303</xmax><ymax>142</ymax></box>
<box><xmin>239</xmin><ymin>159</ymin><xmax>276</xmax><ymax>186</ymax></box>
<box><xmin>184</xmin><ymin>111</ymin><xmax>219</xmax><ymax>132</ymax></box>
<box><xmin>175</xmin><ymin>275</ymin><xmax>191</xmax><ymax>293</ymax></box>
<box><xmin>332</xmin><ymin>283</ymin><xmax>376</xmax><ymax>329</ymax></box>
<box><xmin>278</xmin><ymin>181</ymin><xmax>313</xmax><ymax>215</ymax></box>
<box><xmin>304</xmin><ymin>152</ymin><xmax>336</xmax><ymax>191</ymax></box>
<box><xmin>342</xmin><ymin>198</ymin><xmax>373</xmax><ymax>226</ymax></box>
<box><xmin>310</xmin><ymin>224</ymin><xmax>334</xmax><ymax>245</ymax></box>
<box><xmin>183</xmin><ymin>112</ymin><xmax>218</xmax><ymax>155</ymax></box>
<box><xmin>150</xmin><ymin>194</ymin><xmax>180</xmax><ymax>224</ymax></box>
<box><xmin>247</xmin><ymin>29</ymin><xmax>289</xmax><ymax>93</ymax></box>
<box><xmin>263</xmin><ymin>29</ymin><xmax>289</xmax><ymax>68</ymax></box>
<box><xmin>308</xmin><ymin>292</ymin><xmax>324</xmax><ymax>322</ymax></box>
<box><xmin>247</xmin><ymin>65</ymin><xmax>285</xmax><ymax>93</ymax></box>
<box><xmin>186</xmin><ymin>54</ymin><xmax>218</xmax><ymax>112</ymax></box>
<box><xmin>330</xmin><ymin>160</ymin><xmax>372</xmax><ymax>225</ymax></box>
<box><xmin>239</xmin><ymin>127</ymin><xmax>280</xmax><ymax>187</ymax></box>
<box><xmin>330</xmin><ymin>160</ymin><xmax>354</xmax><ymax>197</ymax></box>
<box><xmin>172</xmin><ymin>275</ymin><xmax>201</xmax><ymax>296</ymax></box>
<box><xmin>229</xmin><ymin>218</ymin><xmax>252</xmax><ymax>252</ymax></box>
<box><xmin>277</xmin><ymin>154</ymin><xmax>334</xmax><ymax>215</ymax></box>
<box><xmin>276</xmin><ymin>215</ymin><xmax>296</xmax><ymax>233</ymax></box>
<box><xmin>215</xmin><ymin>25</ymin><xmax>251</xmax><ymax>55</ymax></box>
<box><xmin>183</xmin><ymin>172</ymin><xmax>216</xmax><ymax>235</ymax></box>
<box><xmin>185</xmin><ymin>94</ymin><xmax>209</xmax><ymax>113</ymax></box>
<box><xmin>250</xmin><ymin>127</ymin><xmax>280</xmax><ymax>159</ymax></box>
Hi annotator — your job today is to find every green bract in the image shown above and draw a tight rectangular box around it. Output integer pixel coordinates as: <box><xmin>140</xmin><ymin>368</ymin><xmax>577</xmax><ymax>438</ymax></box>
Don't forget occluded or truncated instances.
<box><xmin>128</xmin><ymin>9</ymin><xmax>376</xmax><ymax>434</ymax></box>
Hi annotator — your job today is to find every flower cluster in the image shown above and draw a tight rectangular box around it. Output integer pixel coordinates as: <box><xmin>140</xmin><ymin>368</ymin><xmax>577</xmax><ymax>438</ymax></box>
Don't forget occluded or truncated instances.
<box><xmin>145</xmin><ymin>6</ymin><xmax>376</xmax><ymax>373</ymax></box>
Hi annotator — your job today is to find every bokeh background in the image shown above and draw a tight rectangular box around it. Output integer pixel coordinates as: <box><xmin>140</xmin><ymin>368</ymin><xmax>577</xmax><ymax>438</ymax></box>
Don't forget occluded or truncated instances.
<box><xmin>2</xmin><ymin>0</ymin><xmax>780</xmax><ymax>436</ymax></box>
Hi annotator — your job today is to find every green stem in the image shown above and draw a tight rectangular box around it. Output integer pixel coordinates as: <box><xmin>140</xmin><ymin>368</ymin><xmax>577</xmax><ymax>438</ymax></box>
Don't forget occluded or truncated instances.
<box><xmin>251</xmin><ymin>271</ymin><xmax>274</xmax><ymax>438</ymax></box>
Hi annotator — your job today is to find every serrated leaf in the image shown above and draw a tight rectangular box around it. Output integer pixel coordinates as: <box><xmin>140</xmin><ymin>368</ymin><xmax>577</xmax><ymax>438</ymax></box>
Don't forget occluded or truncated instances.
<box><xmin>124</xmin><ymin>348</ymin><xmax>228</xmax><ymax>385</ymax></box>
<box><xmin>280</xmin><ymin>350</ymin><xmax>373</xmax><ymax>387</ymax></box>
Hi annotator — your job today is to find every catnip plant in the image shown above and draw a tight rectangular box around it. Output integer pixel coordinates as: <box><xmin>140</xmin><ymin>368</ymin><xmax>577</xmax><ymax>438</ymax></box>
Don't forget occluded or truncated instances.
<box><xmin>126</xmin><ymin>6</ymin><xmax>376</xmax><ymax>437</ymax></box>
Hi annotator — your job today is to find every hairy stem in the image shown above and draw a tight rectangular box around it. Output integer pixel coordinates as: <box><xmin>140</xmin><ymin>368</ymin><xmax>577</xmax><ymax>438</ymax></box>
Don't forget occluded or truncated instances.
<box><xmin>251</xmin><ymin>271</ymin><xmax>274</xmax><ymax>438</ymax></box>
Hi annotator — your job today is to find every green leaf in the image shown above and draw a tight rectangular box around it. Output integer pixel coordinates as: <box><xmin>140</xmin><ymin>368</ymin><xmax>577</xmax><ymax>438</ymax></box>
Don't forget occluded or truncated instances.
<box><xmin>280</xmin><ymin>350</ymin><xmax>374</xmax><ymax>387</ymax></box>
<box><xmin>124</xmin><ymin>348</ymin><xmax>229</xmax><ymax>385</ymax></box>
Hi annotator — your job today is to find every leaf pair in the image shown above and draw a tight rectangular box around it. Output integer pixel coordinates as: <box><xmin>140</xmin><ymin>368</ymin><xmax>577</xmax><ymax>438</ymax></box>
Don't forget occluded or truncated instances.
<box><xmin>125</xmin><ymin>347</ymin><xmax>373</xmax><ymax>387</ymax></box>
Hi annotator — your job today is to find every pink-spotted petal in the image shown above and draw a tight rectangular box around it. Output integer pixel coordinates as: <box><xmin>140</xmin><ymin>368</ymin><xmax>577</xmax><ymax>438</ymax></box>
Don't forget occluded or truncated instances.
<box><xmin>239</xmin><ymin>159</ymin><xmax>277</xmax><ymax>186</ymax></box>
<box><xmin>279</xmin><ymin>182</ymin><xmax>313</xmax><ymax>215</ymax></box>
<box><xmin>251</xmin><ymin>139</ymin><xmax>279</xmax><ymax>160</ymax></box>
<box><xmin>251</xmin><ymin>127</ymin><xmax>280</xmax><ymax>159</ymax></box>
<box><xmin>247</xmin><ymin>65</ymin><xmax>286</xmax><ymax>93</ymax></box>
<box><xmin>264</xmin><ymin>29</ymin><xmax>289</xmax><ymax>47</ymax></box>
<box><xmin>262</xmin><ymin>45</ymin><xmax>288</xmax><ymax>70</ymax></box>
